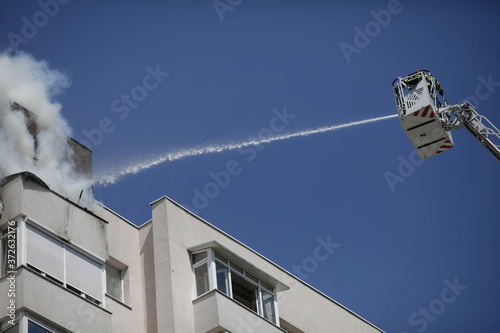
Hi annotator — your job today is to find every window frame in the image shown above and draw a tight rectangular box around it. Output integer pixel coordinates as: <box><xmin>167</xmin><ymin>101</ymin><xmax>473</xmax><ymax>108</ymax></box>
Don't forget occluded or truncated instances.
<box><xmin>1</xmin><ymin>225</ymin><xmax>12</xmax><ymax>277</ymax></box>
<box><xmin>105</xmin><ymin>262</ymin><xmax>124</xmax><ymax>302</ymax></box>
<box><xmin>191</xmin><ymin>249</ymin><xmax>212</xmax><ymax>296</ymax></box>
<box><xmin>1</xmin><ymin>311</ymin><xmax>66</xmax><ymax>333</ymax></box>
<box><xmin>191</xmin><ymin>248</ymin><xmax>279</xmax><ymax>325</ymax></box>
<box><xmin>25</xmin><ymin>312</ymin><xmax>66</xmax><ymax>333</ymax></box>
<box><xmin>27</xmin><ymin>317</ymin><xmax>54</xmax><ymax>333</ymax></box>
<box><xmin>21</xmin><ymin>220</ymin><xmax>106</xmax><ymax>306</ymax></box>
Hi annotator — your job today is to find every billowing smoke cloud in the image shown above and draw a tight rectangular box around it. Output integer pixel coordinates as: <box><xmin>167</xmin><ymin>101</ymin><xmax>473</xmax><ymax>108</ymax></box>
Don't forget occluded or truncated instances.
<box><xmin>0</xmin><ymin>52</ymin><xmax>93</xmax><ymax>209</ymax></box>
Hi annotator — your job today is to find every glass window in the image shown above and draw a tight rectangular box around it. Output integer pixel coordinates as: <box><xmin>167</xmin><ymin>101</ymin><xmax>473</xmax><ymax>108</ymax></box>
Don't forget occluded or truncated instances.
<box><xmin>192</xmin><ymin>251</ymin><xmax>207</xmax><ymax>264</ymax></box>
<box><xmin>231</xmin><ymin>262</ymin><xmax>243</xmax><ymax>274</ymax></box>
<box><xmin>215</xmin><ymin>252</ymin><xmax>228</xmax><ymax>264</ymax></box>
<box><xmin>190</xmin><ymin>249</ymin><xmax>279</xmax><ymax>325</ymax></box>
<box><xmin>66</xmin><ymin>246</ymin><xmax>102</xmax><ymax>300</ymax></box>
<box><xmin>1</xmin><ymin>229</ymin><xmax>9</xmax><ymax>276</ymax></box>
<box><xmin>262</xmin><ymin>290</ymin><xmax>276</xmax><ymax>323</ymax></box>
<box><xmin>25</xmin><ymin>315</ymin><xmax>66</xmax><ymax>333</ymax></box>
<box><xmin>194</xmin><ymin>264</ymin><xmax>209</xmax><ymax>296</ymax></box>
<box><xmin>261</xmin><ymin>280</ymin><xmax>273</xmax><ymax>292</ymax></box>
<box><xmin>245</xmin><ymin>271</ymin><xmax>258</xmax><ymax>283</ymax></box>
<box><xmin>216</xmin><ymin>262</ymin><xmax>229</xmax><ymax>295</ymax></box>
<box><xmin>231</xmin><ymin>273</ymin><xmax>258</xmax><ymax>313</ymax></box>
<box><xmin>26</xmin><ymin>225</ymin><xmax>64</xmax><ymax>282</ymax></box>
<box><xmin>24</xmin><ymin>223</ymin><xmax>103</xmax><ymax>304</ymax></box>
<box><xmin>23</xmin><ymin>314</ymin><xmax>66</xmax><ymax>333</ymax></box>
<box><xmin>106</xmin><ymin>263</ymin><xmax>123</xmax><ymax>301</ymax></box>
<box><xmin>27</xmin><ymin>320</ymin><xmax>51</xmax><ymax>333</ymax></box>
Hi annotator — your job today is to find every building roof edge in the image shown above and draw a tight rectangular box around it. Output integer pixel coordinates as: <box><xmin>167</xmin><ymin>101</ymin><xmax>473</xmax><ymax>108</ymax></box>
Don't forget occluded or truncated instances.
<box><xmin>149</xmin><ymin>194</ymin><xmax>385</xmax><ymax>332</ymax></box>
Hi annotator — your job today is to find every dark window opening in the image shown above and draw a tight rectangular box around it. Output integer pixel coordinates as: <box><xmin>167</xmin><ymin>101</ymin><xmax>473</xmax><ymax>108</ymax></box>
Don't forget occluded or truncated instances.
<box><xmin>231</xmin><ymin>273</ymin><xmax>258</xmax><ymax>313</ymax></box>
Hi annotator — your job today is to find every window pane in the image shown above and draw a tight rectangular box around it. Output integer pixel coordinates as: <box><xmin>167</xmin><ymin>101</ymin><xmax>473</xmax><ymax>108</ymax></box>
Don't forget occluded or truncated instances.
<box><xmin>27</xmin><ymin>320</ymin><xmax>51</xmax><ymax>333</ymax></box>
<box><xmin>216</xmin><ymin>262</ymin><xmax>229</xmax><ymax>295</ymax></box>
<box><xmin>26</xmin><ymin>225</ymin><xmax>64</xmax><ymax>281</ymax></box>
<box><xmin>231</xmin><ymin>262</ymin><xmax>243</xmax><ymax>274</ymax></box>
<box><xmin>192</xmin><ymin>251</ymin><xmax>207</xmax><ymax>264</ymax></box>
<box><xmin>106</xmin><ymin>263</ymin><xmax>123</xmax><ymax>301</ymax></box>
<box><xmin>262</xmin><ymin>290</ymin><xmax>276</xmax><ymax>323</ymax></box>
<box><xmin>215</xmin><ymin>252</ymin><xmax>228</xmax><ymax>264</ymax></box>
<box><xmin>231</xmin><ymin>273</ymin><xmax>258</xmax><ymax>313</ymax></box>
<box><xmin>194</xmin><ymin>263</ymin><xmax>209</xmax><ymax>296</ymax></box>
<box><xmin>260</xmin><ymin>280</ymin><xmax>273</xmax><ymax>292</ymax></box>
<box><xmin>1</xmin><ymin>237</ymin><xmax>8</xmax><ymax>276</ymax></box>
<box><xmin>245</xmin><ymin>271</ymin><xmax>258</xmax><ymax>283</ymax></box>
<box><xmin>66</xmin><ymin>246</ymin><xmax>102</xmax><ymax>300</ymax></box>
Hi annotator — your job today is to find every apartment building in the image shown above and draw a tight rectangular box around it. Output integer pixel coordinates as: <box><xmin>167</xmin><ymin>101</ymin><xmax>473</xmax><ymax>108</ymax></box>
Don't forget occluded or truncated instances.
<box><xmin>0</xmin><ymin>106</ymin><xmax>384</xmax><ymax>333</ymax></box>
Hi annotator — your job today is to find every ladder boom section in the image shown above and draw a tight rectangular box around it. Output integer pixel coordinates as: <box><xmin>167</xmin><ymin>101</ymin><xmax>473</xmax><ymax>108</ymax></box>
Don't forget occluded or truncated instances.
<box><xmin>451</xmin><ymin>101</ymin><xmax>500</xmax><ymax>162</ymax></box>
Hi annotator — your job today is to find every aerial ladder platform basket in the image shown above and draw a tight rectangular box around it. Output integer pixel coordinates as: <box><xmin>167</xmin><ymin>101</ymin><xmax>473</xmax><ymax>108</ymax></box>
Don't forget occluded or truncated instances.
<box><xmin>393</xmin><ymin>69</ymin><xmax>500</xmax><ymax>162</ymax></box>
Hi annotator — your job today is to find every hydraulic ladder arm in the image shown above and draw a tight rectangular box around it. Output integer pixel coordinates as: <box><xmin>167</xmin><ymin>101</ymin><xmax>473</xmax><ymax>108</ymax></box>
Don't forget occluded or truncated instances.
<box><xmin>449</xmin><ymin>101</ymin><xmax>500</xmax><ymax>162</ymax></box>
<box><xmin>393</xmin><ymin>70</ymin><xmax>500</xmax><ymax>162</ymax></box>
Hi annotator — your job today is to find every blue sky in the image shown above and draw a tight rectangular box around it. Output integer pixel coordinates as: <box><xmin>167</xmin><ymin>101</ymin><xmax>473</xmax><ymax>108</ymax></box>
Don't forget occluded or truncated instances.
<box><xmin>2</xmin><ymin>0</ymin><xmax>500</xmax><ymax>332</ymax></box>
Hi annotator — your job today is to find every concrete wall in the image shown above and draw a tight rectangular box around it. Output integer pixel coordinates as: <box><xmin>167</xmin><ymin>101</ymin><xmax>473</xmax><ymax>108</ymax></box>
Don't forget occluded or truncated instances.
<box><xmin>0</xmin><ymin>268</ymin><xmax>111</xmax><ymax>332</ymax></box>
<box><xmin>0</xmin><ymin>174</ymin><xmax>111</xmax><ymax>332</ymax></box>
<box><xmin>20</xmin><ymin>175</ymin><xmax>108</xmax><ymax>259</ymax></box>
<box><xmin>69</xmin><ymin>138</ymin><xmax>92</xmax><ymax>180</ymax></box>
<box><xmin>276</xmin><ymin>278</ymin><xmax>381</xmax><ymax>332</ymax></box>
<box><xmin>193</xmin><ymin>290</ymin><xmax>284</xmax><ymax>333</ymax></box>
<box><xmin>96</xmin><ymin>205</ymin><xmax>147</xmax><ymax>333</ymax></box>
<box><xmin>150</xmin><ymin>196</ymin><xmax>383</xmax><ymax>333</ymax></box>
<box><xmin>150</xmin><ymin>199</ymin><xmax>178</xmax><ymax>332</ymax></box>
<box><xmin>1</xmin><ymin>172</ymin><xmax>383</xmax><ymax>333</ymax></box>
<box><xmin>0</xmin><ymin>176</ymin><xmax>23</xmax><ymax>226</ymax></box>
<box><xmin>138</xmin><ymin>222</ymin><xmax>158</xmax><ymax>333</ymax></box>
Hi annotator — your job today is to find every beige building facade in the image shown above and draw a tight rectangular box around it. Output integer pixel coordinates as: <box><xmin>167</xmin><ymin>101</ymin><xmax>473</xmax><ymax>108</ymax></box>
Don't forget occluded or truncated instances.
<box><xmin>0</xmin><ymin>141</ymin><xmax>384</xmax><ymax>332</ymax></box>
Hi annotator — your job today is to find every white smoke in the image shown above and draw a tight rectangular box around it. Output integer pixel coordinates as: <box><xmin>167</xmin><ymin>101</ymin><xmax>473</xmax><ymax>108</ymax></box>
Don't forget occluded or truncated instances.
<box><xmin>0</xmin><ymin>52</ymin><xmax>93</xmax><ymax>209</ymax></box>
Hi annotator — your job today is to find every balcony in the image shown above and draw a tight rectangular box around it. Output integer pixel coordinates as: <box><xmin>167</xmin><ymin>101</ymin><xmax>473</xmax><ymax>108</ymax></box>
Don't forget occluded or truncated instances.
<box><xmin>193</xmin><ymin>289</ymin><xmax>284</xmax><ymax>333</ymax></box>
<box><xmin>0</xmin><ymin>266</ymin><xmax>111</xmax><ymax>331</ymax></box>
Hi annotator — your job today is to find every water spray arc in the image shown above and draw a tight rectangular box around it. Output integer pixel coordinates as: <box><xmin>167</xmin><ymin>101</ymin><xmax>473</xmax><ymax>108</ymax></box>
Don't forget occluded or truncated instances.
<box><xmin>94</xmin><ymin>114</ymin><xmax>397</xmax><ymax>186</ymax></box>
